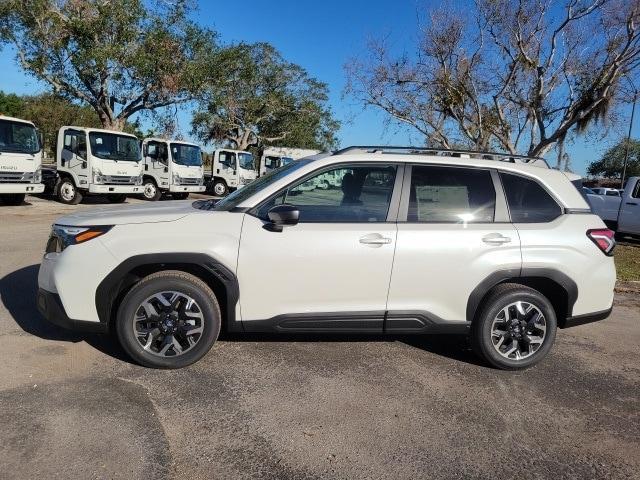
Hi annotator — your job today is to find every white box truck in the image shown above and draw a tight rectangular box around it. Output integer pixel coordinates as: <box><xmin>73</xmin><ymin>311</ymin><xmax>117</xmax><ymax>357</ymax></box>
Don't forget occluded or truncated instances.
<box><xmin>0</xmin><ymin>115</ymin><xmax>45</xmax><ymax>205</ymax></box>
<box><xmin>140</xmin><ymin>138</ymin><xmax>206</xmax><ymax>201</ymax></box>
<box><xmin>204</xmin><ymin>148</ymin><xmax>257</xmax><ymax>196</ymax></box>
<box><xmin>54</xmin><ymin>126</ymin><xmax>144</xmax><ymax>204</ymax></box>
<box><xmin>259</xmin><ymin>147</ymin><xmax>320</xmax><ymax>176</ymax></box>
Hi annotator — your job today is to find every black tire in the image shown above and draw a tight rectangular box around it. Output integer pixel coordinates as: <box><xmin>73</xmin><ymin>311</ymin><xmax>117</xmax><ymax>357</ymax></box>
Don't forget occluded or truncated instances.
<box><xmin>172</xmin><ymin>192</ymin><xmax>190</xmax><ymax>200</ymax></box>
<box><xmin>116</xmin><ymin>270</ymin><xmax>221</xmax><ymax>369</ymax></box>
<box><xmin>471</xmin><ymin>283</ymin><xmax>557</xmax><ymax>370</ymax></box>
<box><xmin>1</xmin><ymin>193</ymin><xmax>26</xmax><ymax>206</ymax></box>
<box><xmin>212</xmin><ymin>180</ymin><xmax>228</xmax><ymax>197</ymax></box>
<box><xmin>107</xmin><ymin>194</ymin><xmax>127</xmax><ymax>203</ymax></box>
<box><xmin>56</xmin><ymin>177</ymin><xmax>83</xmax><ymax>205</ymax></box>
<box><xmin>142</xmin><ymin>179</ymin><xmax>162</xmax><ymax>201</ymax></box>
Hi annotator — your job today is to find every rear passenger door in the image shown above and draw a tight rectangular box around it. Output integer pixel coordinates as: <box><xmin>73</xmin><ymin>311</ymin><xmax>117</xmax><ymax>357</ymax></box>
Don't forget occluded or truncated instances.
<box><xmin>386</xmin><ymin>164</ymin><xmax>521</xmax><ymax>330</ymax></box>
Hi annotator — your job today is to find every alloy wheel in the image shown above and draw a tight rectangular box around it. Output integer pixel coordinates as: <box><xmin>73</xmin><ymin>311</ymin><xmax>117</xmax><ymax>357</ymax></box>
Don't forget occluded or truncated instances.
<box><xmin>490</xmin><ymin>301</ymin><xmax>546</xmax><ymax>361</ymax></box>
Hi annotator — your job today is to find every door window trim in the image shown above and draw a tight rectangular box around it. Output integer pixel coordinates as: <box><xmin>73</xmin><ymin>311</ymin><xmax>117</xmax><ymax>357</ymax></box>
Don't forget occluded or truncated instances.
<box><xmin>397</xmin><ymin>163</ymin><xmax>507</xmax><ymax>223</ymax></box>
<box><xmin>249</xmin><ymin>161</ymin><xmax>406</xmax><ymax>223</ymax></box>
<box><xmin>497</xmin><ymin>170</ymin><xmax>564</xmax><ymax>223</ymax></box>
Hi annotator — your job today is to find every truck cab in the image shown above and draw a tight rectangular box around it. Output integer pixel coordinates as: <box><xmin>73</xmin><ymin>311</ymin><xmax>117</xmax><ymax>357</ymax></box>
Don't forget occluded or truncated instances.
<box><xmin>205</xmin><ymin>148</ymin><xmax>257</xmax><ymax>197</ymax></box>
<box><xmin>141</xmin><ymin>138</ymin><xmax>205</xmax><ymax>201</ymax></box>
<box><xmin>0</xmin><ymin>115</ymin><xmax>45</xmax><ymax>205</ymax></box>
<box><xmin>55</xmin><ymin>126</ymin><xmax>143</xmax><ymax>204</ymax></box>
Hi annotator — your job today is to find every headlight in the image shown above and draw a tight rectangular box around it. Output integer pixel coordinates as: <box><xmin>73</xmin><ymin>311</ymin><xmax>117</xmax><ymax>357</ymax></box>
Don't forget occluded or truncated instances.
<box><xmin>47</xmin><ymin>225</ymin><xmax>113</xmax><ymax>252</ymax></box>
<box><xmin>92</xmin><ymin>168</ymin><xmax>105</xmax><ymax>184</ymax></box>
<box><xmin>172</xmin><ymin>172</ymin><xmax>180</xmax><ymax>185</ymax></box>
<box><xmin>33</xmin><ymin>168</ymin><xmax>42</xmax><ymax>183</ymax></box>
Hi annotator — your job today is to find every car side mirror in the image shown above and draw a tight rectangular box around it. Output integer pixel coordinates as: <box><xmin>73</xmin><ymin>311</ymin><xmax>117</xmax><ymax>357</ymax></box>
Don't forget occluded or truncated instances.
<box><xmin>266</xmin><ymin>204</ymin><xmax>299</xmax><ymax>232</ymax></box>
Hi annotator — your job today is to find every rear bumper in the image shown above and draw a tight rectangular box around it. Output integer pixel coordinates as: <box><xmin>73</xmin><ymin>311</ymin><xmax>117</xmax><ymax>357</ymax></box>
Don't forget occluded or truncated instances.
<box><xmin>562</xmin><ymin>306</ymin><xmax>612</xmax><ymax>328</ymax></box>
<box><xmin>0</xmin><ymin>183</ymin><xmax>45</xmax><ymax>194</ymax></box>
<box><xmin>169</xmin><ymin>185</ymin><xmax>206</xmax><ymax>193</ymax></box>
<box><xmin>89</xmin><ymin>184</ymin><xmax>142</xmax><ymax>194</ymax></box>
<box><xmin>36</xmin><ymin>288</ymin><xmax>107</xmax><ymax>333</ymax></box>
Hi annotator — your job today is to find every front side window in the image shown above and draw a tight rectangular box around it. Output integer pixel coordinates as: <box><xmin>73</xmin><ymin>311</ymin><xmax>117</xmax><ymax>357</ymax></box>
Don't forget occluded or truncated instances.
<box><xmin>63</xmin><ymin>129</ymin><xmax>87</xmax><ymax>160</ymax></box>
<box><xmin>257</xmin><ymin>164</ymin><xmax>397</xmax><ymax>223</ymax></box>
<box><xmin>0</xmin><ymin>120</ymin><xmax>39</xmax><ymax>154</ymax></box>
<box><xmin>238</xmin><ymin>152</ymin><xmax>254</xmax><ymax>170</ymax></box>
<box><xmin>89</xmin><ymin>132</ymin><xmax>140</xmax><ymax>162</ymax></box>
<box><xmin>408</xmin><ymin>165</ymin><xmax>495</xmax><ymax>223</ymax></box>
<box><xmin>147</xmin><ymin>141</ymin><xmax>167</xmax><ymax>164</ymax></box>
<box><xmin>219</xmin><ymin>151</ymin><xmax>236</xmax><ymax>168</ymax></box>
<box><xmin>171</xmin><ymin>143</ymin><xmax>201</xmax><ymax>166</ymax></box>
<box><xmin>264</xmin><ymin>156</ymin><xmax>280</xmax><ymax>169</ymax></box>
<box><xmin>500</xmin><ymin>172</ymin><xmax>562</xmax><ymax>223</ymax></box>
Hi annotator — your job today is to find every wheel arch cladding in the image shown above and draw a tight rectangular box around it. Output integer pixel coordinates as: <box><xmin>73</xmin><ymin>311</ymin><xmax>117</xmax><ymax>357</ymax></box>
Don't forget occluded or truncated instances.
<box><xmin>466</xmin><ymin>269</ymin><xmax>577</xmax><ymax>327</ymax></box>
<box><xmin>95</xmin><ymin>253</ymin><xmax>240</xmax><ymax>332</ymax></box>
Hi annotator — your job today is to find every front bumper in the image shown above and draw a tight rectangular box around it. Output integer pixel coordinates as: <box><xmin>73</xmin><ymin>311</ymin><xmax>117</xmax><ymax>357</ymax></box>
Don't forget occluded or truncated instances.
<box><xmin>0</xmin><ymin>183</ymin><xmax>45</xmax><ymax>194</ymax></box>
<box><xmin>88</xmin><ymin>184</ymin><xmax>142</xmax><ymax>194</ymax></box>
<box><xmin>169</xmin><ymin>185</ymin><xmax>206</xmax><ymax>193</ymax></box>
<box><xmin>37</xmin><ymin>288</ymin><xmax>107</xmax><ymax>333</ymax></box>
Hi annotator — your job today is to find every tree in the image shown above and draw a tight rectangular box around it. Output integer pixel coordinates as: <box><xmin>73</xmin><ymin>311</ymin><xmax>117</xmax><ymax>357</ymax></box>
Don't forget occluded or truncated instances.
<box><xmin>191</xmin><ymin>43</ymin><xmax>339</xmax><ymax>152</ymax></box>
<box><xmin>0</xmin><ymin>0</ymin><xmax>216</xmax><ymax>131</ymax></box>
<box><xmin>588</xmin><ymin>138</ymin><xmax>640</xmax><ymax>178</ymax></box>
<box><xmin>345</xmin><ymin>0</ymin><xmax>640</xmax><ymax>160</ymax></box>
<box><xmin>0</xmin><ymin>91</ymin><xmax>25</xmax><ymax>117</ymax></box>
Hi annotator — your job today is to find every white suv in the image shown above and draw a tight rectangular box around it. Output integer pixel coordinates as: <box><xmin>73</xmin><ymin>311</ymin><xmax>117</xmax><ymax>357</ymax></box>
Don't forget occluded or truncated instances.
<box><xmin>37</xmin><ymin>147</ymin><xmax>617</xmax><ymax>370</ymax></box>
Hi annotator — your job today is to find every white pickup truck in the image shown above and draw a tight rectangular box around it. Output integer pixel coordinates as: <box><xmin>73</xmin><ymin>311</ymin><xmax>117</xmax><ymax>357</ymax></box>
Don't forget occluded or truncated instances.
<box><xmin>586</xmin><ymin>176</ymin><xmax>640</xmax><ymax>236</ymax></box>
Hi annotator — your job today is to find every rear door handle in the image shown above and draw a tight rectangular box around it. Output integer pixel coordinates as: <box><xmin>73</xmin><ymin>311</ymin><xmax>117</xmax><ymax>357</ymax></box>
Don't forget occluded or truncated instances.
<box><xmin>482</xmin><ymin>233</ymin><xmax>512</xmax><ymax>245</ymax></box>
<box><xmin>626</xmin><ymin>202</ymin><xmax>638</xmax><ymax>206</ymax></box>
<box><xmin>359</xmin><ymin>234</ymin><xmax>392</xmax><ymax>246</ymax></box>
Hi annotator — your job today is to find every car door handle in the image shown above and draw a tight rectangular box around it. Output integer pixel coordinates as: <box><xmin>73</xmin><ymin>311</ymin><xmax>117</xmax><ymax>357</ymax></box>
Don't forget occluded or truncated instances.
<box><xmin>626</xmin><ymin>202</ymin><xmax>638</xmax><ymax>206</ymax></box>
<box><xmin>482</xmin><ymin>233</ymin><xmax>512</xmax><ymax>245</ymax></box>
<box><xmin>359</xmin><ymin>234</ymin><xmax>392</xmax><ymax>246</ymax></box>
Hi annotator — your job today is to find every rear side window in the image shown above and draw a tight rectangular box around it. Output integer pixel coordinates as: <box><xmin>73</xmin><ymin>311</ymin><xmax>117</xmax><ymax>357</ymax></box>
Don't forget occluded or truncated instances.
<box><xmin>633</xmin><ymin>180</ymin><xmax>640</xmax><ymax>199</ymax></box>
<box><xmin>408</xmin><ymin>166</ymin><xmax>495</xmax><ymax>223</ymax></box>
<box><xmin>500</xmin><ymin>173</ymin><xmax>562</xmax><ymax>223</ymax></box>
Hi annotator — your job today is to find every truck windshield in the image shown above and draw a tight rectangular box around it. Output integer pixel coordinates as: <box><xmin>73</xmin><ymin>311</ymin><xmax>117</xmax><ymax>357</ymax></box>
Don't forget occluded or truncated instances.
<box><xmin>0</xmin><ymin>120</ymin><xmax>39</xmax><ymax>154</ymax></box>
<box><xmin>171</xmin><ymin>143</ymin><xmax>202</xmax><ymax>166</ymax></box>
<box><xmin>212</xmin><ymin>159</ymin><xmax>312</xmax><ymax>211</ymax></box>
<box><xmin>238</xmin><ymin>152</ymin><xmax>254</xmax><ymax>170</ymax></box>
<box><xmin>89</xmin><ymin>132</ymin><xmax>140</xmax><ymax>161</ymax></box>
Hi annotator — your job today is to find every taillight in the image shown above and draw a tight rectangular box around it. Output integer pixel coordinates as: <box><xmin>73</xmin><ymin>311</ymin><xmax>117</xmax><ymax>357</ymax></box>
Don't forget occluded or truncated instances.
<box><xmin>586</xmin><ymin>229</ymin><xmax>615</xmax><ymax>256</ymax></box>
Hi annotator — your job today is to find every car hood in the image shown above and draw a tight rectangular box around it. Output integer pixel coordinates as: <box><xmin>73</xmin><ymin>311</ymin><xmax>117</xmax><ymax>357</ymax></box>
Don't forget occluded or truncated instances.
<box><xmin>56</xmin><ymin>200</ymin><xmax>195</xmax><ymax>226</ymax></box>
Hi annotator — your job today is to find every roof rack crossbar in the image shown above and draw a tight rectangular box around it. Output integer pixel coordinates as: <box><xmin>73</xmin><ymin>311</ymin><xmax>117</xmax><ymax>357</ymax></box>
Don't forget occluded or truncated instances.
<box><xmin>333</xmin><ymin>146</ymin><xmax>549</xmax><ymax>168</ymax></box>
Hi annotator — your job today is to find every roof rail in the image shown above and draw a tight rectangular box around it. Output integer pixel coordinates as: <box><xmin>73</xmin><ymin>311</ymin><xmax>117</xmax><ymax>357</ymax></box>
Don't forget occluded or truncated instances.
<box><xmin>333</xmin><ymin>146</ymin><xmax>550</xmax><ymax>168</ymax></box>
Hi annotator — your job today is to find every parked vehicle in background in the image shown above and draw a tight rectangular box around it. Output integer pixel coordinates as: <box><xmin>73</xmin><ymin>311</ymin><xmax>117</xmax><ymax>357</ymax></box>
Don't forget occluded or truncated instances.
<box><xmin>204</xmin><ymin>148</ymin><xmax>257</xmax><ymax>196</ymax></box>
<box><xmin>0</xmin><ymin>115</ymin><xmax>45</xmax><ymax>205</ymax></box>
<box><xmin>591</xmin><ymin>187</ymin><xmax>621</xmax><ymax>196</ymax></box>
<box><xmin>587</xmin><ymin>177</ymin><xmax>640</xmax><ymax>236</ymax></box>
<box><xmin>259</xmin><ymin>147</ymin><xmax>320</xmax><ymax>176</ymax></box>
<box><xmin>54</xmin><ymin>126</ymin><xmax>143</xmax><ymax>204</ymax></box>
<box><xmin>38</xmin><ymin>146</ymin><xmax>616</xmax><ymax>370</ymax></box>
<box><xmin>140</xmin><ymin>138</ymin><xmax>205</xmax><ymax>201</ymax></box>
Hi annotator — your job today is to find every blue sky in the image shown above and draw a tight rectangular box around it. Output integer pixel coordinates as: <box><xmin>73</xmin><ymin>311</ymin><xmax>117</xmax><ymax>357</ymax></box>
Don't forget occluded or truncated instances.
<box><xmin>0</xmin><ymin>0</ymin><xmax>637</xmax><ymax>176</ymax></box>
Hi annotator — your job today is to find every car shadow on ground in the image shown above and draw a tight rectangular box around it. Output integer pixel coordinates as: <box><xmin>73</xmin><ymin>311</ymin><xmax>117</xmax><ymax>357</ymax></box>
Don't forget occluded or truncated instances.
<box><xmin>0</xmin><ymin>264</ymin><xmax>133</xmax><ymax>364</ymax></box>
<box><xmin>2</xmin><ymin>264</ymin><xmax>485</xmax><ymax>368</ymax></box>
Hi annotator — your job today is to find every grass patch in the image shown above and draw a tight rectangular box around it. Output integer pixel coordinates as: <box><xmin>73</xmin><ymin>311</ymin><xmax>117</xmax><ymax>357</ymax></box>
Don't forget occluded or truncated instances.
<box><xmin>615</xmin><ymin>244</ymin><xmax>640</xmax><ymax>281</ymax></box>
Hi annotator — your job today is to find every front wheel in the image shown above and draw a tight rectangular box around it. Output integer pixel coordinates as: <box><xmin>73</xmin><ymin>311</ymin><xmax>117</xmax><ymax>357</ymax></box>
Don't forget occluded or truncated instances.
<box><xmin>471</xmin><ymin>284</ymin><xmax>557</xmax><ymax>370</ymax></box>
<box><xmin>212</xmin><ymin>180</ymin><xmax>228</xmax><ymax>197</ymax></box>
<box><xmin>56</xmin><ymin>178</ymin><xmax>83</xmax><ymax>205</ymax></box>
<box><xmin>142</xmin><ymin>180</ymin><xmax>162</xmax><ymax>201</ymax></box>
<box><xmin>107</xmin><ymin>194</ymin><xmax>127</xmax><ymax>203</ymax></box>
<box><xmin>116</xmin><ymin>271</ymin><xmax>221</xmax><ymax>369</ymax></box>
<box><xmin>1</xmin><ymin>193</ymin><xmax>26</xmax><ymax>206</ymax></box>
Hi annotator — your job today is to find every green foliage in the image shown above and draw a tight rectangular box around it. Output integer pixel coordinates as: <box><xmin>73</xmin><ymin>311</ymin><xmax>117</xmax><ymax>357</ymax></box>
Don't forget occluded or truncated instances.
<box><xmin>587</xmin><ymin>139</ymin><xmax>640</xmax><ymax>179</ymax></box>
<box><xmin>0</xmin><ymin>91</ymin><xmax>25</xmax><ymax>117</ymax></box>
<box><xmin>191</xmin><ymin>42</ymin><xmax>338</xmax><ymax>152</ymax></box>
<box><xmin>0</xmin><ymin>0</ymin><xmax>217</xmax><ymax>130</ymax></box>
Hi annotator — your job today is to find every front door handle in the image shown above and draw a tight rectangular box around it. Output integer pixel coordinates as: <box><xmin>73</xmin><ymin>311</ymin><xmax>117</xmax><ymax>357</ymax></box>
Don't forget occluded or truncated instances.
<box><xmin>359</xmin><ymin>234</ymin><xmax>392</xmax><ymax>246</ymax></box>
<box><xmin>482</xmin><ymin>233</ymin><xmax>512</xmax><ymax>245</ymax></box>
<box><xmin>626</xmin><ymin>202</ymin><xmax>638</xmax><ymax>206</ymax></box>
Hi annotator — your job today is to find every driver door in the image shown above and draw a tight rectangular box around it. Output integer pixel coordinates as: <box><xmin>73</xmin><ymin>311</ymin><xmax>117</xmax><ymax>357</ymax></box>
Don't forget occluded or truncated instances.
<box><xmin>236</xmin><ymin>163</ymin><xmax>403</xmax><ymax>332</ymax></box>
<box><xmin>61</xmin><ymin>129</ymin><xmax>88</xmax><ymax>182</ymax></box>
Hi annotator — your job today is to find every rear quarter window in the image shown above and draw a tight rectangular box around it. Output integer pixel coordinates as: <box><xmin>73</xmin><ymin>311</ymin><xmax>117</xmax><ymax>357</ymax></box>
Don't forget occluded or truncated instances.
<box><xmin>500</xmin><ymin>172</ymin><xmax>562</xmax><ymax>223</ymax></box>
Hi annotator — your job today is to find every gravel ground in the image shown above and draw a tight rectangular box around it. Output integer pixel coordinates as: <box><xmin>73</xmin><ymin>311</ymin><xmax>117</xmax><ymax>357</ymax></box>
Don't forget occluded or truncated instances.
<box><xmin>0</xmin><ymin>194</ymin><xmax>639</xmax><ymax>480</ymax></box>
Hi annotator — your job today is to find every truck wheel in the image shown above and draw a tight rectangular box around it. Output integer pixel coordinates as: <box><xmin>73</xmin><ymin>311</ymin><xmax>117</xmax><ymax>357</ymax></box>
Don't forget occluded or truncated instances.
<box><xmin>172</xmin><ymin>192</ymin><xmax>189</xmax><ymax>200</ymax></box>
<box><xmin>116</xmin><ymin>270</ymin><xmax>221</xmax><ymax>369</ymax></box>
<box><xmin>471</xmin><ymin>283</ymin><xmax>557</xmax><ymax>370</ymax></box>
<box><xmin>213</xmin><ymin>180</ymin><xmax>228</xmax><ymax>197</ymax></box>
<box><xmin>57</xmin><ymin>178</ymin><xmax>83</xmax><ymax>205</ymax></box>
<box><xmin>1</xmin><ymin>194</ymin><xmax>26</xmax><ymax>206</ymax></box>
<box><xmin>107</xmin><ymin>194</ymin><xmax>127</xmax><ymax>203</ymax></box>
<box><xmin>142</xmin><ymin>179</ymin><xmax>162</xmax><ymax>201</ymax></box>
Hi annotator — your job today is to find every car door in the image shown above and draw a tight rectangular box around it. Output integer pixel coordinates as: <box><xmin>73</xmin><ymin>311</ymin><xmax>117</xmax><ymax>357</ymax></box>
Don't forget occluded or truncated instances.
<box><xmin>385</xmin><ymin>164</ymin><xmax>521</xmax><ymax>331</ymax></box>
<box><xmin>61</xmin><ymin>128</ymin><xmax>88</xmax><ymax>182</ymax></box>
<box><xmin>236</xmin><ymin>162</ymin><xmax>403</xmax><ymax>332</ymax></box>
<box><xmin>618</xmin><ymin>178</ymin><xmax>640</xmax><ymax>234</ymax></box>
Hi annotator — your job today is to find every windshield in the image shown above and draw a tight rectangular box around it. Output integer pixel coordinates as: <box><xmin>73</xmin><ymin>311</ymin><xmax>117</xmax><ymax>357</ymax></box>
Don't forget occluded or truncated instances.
<box><xmin>89</xmin><ymin>132</ymin><xmax>140</xmax><ymax>161</ymax></box>
<box><xmin>171</xmin><ymin>143</ymin><xmax>202</xmax><ymax>167</ymax></box>
<box><xmin>0</xmin><ymin>120</ymin><xmax>39</xmax><ymax>154</ymax></box>
<box><xmin>238</xmin><ymin>152</ymin><xmax>254</xmax><ymax>170</ymax></box>
<box><xmin>213</xmin><ymin>159</ymin><xmax>312</xmax><ymax>211</ymax></box>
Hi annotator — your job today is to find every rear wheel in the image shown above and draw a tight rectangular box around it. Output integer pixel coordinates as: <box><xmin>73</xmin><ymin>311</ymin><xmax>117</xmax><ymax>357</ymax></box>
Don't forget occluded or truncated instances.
<box><xmin>57</xmin><ymin>178</ymin><xmax>82</xmax><ymax>205</ymax></box>
<box><xmin>471</xmin><ymin>284</ymin><xmax>557</xmax><ymax>370</ymax></box>
<box><xmin>142</xmin><ymin>179</ymin><xmax>162</xmax><ymax>201</ymax></box>
<box><xmin>116</xmin><ymin>271</ymin><xmax>221</xmax><ymax>369</ymax></box>
<box><xmin>1</xmin><ymin>194</ymin><xmax>26</xmax><ymax>206</ymax></box>
<box><xmin>107</xmin><ymin>194</ymin><xmax>127</xmax><ymax>203</ymax></box>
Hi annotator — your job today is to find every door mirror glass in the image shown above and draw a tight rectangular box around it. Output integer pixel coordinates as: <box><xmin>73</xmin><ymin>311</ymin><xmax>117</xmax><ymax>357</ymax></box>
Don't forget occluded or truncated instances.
<box><xmin>266</xmin><ymin>204</ymin><xmax>299</xmax><ymax>231</ymax></box>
